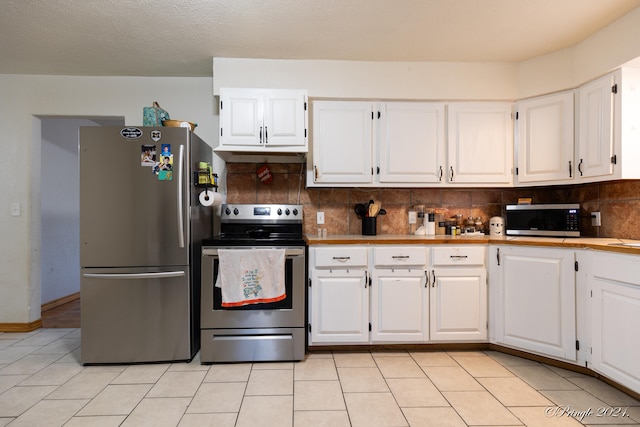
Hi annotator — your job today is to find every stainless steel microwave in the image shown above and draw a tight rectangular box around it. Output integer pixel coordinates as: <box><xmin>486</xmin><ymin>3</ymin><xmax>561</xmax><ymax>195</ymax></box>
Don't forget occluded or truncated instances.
<box><xmin>505</xmin><ymin>203</ymin><xmax>580</xmax><ymax>237</ymax></box>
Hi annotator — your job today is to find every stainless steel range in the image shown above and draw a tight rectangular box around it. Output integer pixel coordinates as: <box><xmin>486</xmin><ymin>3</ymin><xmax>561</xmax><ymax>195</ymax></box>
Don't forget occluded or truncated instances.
<box><xmin>200</xmin><ymin>204</ymin><xmax>306</xmax><ymax>363</ymax></box>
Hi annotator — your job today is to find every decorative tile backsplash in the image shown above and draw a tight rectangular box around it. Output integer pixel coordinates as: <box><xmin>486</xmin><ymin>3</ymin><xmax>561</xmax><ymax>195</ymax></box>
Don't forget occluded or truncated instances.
<box><xmin>225</xmin><ymin>163</ymin><xmax>640</xmax><ymax>240</ymax></box>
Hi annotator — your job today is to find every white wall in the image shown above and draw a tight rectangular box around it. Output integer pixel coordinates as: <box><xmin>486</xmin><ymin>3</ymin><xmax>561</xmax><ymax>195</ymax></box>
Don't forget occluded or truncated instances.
<box><xmin>0</xmin><ymin>75</ymin><xmax>221</xmax><ymax>323</ymax></box>
<box><xmin>516</xmin><ymin>7</ymin><xmax>640</xmax><ymax>98</ymax></box>
<box><xmin>213</xmin><ymin>59</ymin><xmax>519</xmax><ymax>100</ymax></box>
<box><xmin>213</xmin><ymin>8</ymin><xmax>640</xmax><ymax>100</ymax></box>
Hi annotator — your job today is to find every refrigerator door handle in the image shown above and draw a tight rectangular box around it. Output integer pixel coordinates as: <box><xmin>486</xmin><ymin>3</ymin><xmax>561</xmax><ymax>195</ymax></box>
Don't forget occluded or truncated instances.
<box><xmin>177</xmin><ymin>144</ymin><xmax>185</xmax><ymax>248</ymax></box>
<box><xmin>83</xmin><ymin>271</ymin><xmax>186</xmax><ymax>280</ymax></box>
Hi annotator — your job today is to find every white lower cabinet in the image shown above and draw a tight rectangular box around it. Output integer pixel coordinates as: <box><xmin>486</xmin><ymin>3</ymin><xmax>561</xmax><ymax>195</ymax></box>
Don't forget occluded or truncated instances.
<box><xmin>491</xmin><ymin>246</ymin><xmax>576</xmax><ymax>361</ymax></box>
<box><xmin>310</xmin><ymin>268</ymin><xmax>369</xmax><ymax>343</ymax></box>
<box><xmin>430</xmin><ymin>246</ymin><xmax>487</xmax><ymax>341</ymax></box>
<box><xmin>309</xmin><ymin>247</ymin><xmax>369</xmax><ymax>343</ymax></box>
<box><xmin>309</xmin><ymin>245</ymin><xmax>487</xmax><ymax>345</ymax></box>
<box><xmin>584</xmin><ymin>251</ymin><xmax>640</xmax><ymax>393</ymax></box>
<box><xmin>371</xmin><ymin>246</ymin><xmax>429</xmax><ymax>342</ymax></box>
<box><xmin>431</xmin><ymin>268</ymin><xmax>487</xmax><ymax>341</ymax></box>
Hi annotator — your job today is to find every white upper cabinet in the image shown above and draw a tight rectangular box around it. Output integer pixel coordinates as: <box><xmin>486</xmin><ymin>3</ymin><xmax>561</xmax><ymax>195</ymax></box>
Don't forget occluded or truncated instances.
<box><xmin>310</xmin><ymin>101</ymin><xmax>373</xmax><ymax>184</ymax></box>
<box><xmin>309</xmin><ymin>101</ymin><xmax>445</xmax><ymax>187</ymax></box>
<box><xmin>446</xmin><ymin>102</ymin><xmax>514</xmax><ymax>186</ymax></box>
<box><xmin>309</xmin><ymin>100</ymin><xmax>509</xmax><ymax>187</ymax></box>
<box><xmin>577</xmin><ymin>73</ymin><xmax>616</xmax><ymax>180</ymax></box>
<box><xmin>378</xmin><ymin>102</ymin><xmax>446</xmax><ymax>184</ymax></box>
<box><xmin>217</xmin><ymin>88</ymin><xmax>308</xmax><ymax>152</ymax></box>
<box><xmin>576</xmin><ymin>68</ymin><xmax>640</xmax><ymax>183</ymax></box>
<box><xmin>515</xmin><ymin>91</ymin><xmax>575</xmax><ymax>185</ymax></box>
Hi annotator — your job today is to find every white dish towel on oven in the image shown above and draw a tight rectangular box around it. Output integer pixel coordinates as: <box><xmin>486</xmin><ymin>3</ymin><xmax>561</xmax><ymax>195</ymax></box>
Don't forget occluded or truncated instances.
<box><xmin>215</xmin><ymin>249</ymin><xmax>286</xmax><ymax>307</ymax></box>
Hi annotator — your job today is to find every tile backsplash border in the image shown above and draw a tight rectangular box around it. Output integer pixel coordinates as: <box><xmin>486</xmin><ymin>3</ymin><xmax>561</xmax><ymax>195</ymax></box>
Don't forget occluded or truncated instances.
<box><xmin>225</xmin><ymin>163</ymin><xmax>640</xmax><ymax>240</ymax></box>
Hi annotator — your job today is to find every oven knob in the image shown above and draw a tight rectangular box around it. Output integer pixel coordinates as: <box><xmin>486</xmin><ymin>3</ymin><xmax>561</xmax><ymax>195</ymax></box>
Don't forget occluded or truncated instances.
<box><xmin>292</xmin><ymin>208</ymin><xmax>298</xmax><ymax>216</ymax></box>
<box><xmin>225</xmin><ymin>207</ymin><xmax>231</xmax><ymax>215</ymax></box>
<box><xmin>285</xmin><ymin>208</ymin><xmax>290</xmax><ymax>215</ymax></box>
<box><xmin>277</xmin><ymin>208</ymin><xmax>282</xmax><ymax>215</ymax></box>
<box><xmin>233</xmin><ymin>208</ymin><xmax>239</xmax><ymax>215</ymax></box>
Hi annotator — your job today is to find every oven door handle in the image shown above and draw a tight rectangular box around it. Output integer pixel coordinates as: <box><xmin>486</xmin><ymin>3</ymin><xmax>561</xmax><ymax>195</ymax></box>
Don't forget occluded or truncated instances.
<box><xmin>202</xmin><ymin>248</ymin><xmax>305</xmax><ymax>257</ymax></box>
<box><xmin>83</xmin><ymin>271</ymin><xmax>185</xmax><ymax>280</ymax></box>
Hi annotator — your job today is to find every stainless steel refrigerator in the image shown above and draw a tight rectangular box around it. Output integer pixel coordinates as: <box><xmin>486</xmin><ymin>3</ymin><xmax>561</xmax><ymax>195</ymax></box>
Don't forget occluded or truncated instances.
<box><xmin>79</xmin><ymin>126</ymin><xmax>213</xmax><ymax>364</ymax></box>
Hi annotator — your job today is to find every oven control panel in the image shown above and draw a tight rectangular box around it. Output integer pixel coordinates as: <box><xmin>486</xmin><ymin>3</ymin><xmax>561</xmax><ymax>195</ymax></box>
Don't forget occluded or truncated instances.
<box><xmin>220</xmin><ymin>204</ymin><xmax>303</xmax><ymax>222</ymax></box>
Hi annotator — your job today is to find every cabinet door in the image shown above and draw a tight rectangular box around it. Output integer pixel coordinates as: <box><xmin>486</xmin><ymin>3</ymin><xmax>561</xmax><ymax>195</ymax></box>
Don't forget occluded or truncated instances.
<box><xmin>577</xmin><ymin>73</ymin><xmax>615</xmax><ymax>180</ymax></box>
<box><xmin>219</xmin><ymin>88</ymin><xmax>263</xmax><ymax>147</ymax></box>
<box><xmin>589</xmin><ymin>252</ymin><xmax>640</xmax><ymax>393</ymax></box>
<box><xmin>447</xmin><ymin>102</ymin><xmax>513</xmax><ymax>185</ymax></box>
<box><xmin>311</xmin><ymin>101</ymin><xmax>373</xmax><ymax>184</ymax></box>
<box><xmin>371</xmin><ymin>269</ymin><xmax>428</xmax><ymax>342</ymax></box>
<box><xmin>494</xmin><ymin>246</ymin><xmax>576</xmax><ymax>360</ymax></box>
<box><xmin>264</xmin><ymin>90</ymin><xmax>307</xmax><ymax>148</ymax></box>
<box><xmin>516</xmin><ymin>92</ymin><xmax>574</xmax><ymax>184</ymax></box>
<box><xmin>379</xmin><ymin>102</ymin><xmax>446</xmax><ymax>183</ymax></box>
<box><xmin>310</xmin><ymin>269</ymin><xmax>369</xmax><ymax>343</ymax></box>
<box><xmin>430</xmin><ymin>268</ymin><xmax>487</xmax><ymax>341</ymax></box>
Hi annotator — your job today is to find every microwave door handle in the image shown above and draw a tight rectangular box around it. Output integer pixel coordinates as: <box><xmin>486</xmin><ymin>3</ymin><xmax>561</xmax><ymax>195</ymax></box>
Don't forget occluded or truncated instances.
<box><xmin>177</xmin><ymin>144</ymin><xmax>185</xmax><ymax>248</ymax></box>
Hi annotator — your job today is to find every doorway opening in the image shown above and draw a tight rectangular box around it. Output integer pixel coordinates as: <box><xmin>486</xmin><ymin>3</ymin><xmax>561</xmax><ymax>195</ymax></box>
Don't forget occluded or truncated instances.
<box><xmin>37</xmin><ymin>116</ymin><xmax>124</xmax><ymax>327</ymax></box>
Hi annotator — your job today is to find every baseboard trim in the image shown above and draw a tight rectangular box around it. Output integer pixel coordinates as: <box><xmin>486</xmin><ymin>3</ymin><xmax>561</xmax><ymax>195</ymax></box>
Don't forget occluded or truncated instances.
<box><xmin>41</xmin><ymin>292</ymin><xmax>80</xmax><ymax>312</ymax></box>
<box><xmin>0</xmin><ymin>319</ymin><xmax>43</xmax><ymax>333</ymax></box>
<box><xmin>0</xmin><ymin>293</ymin><xmax>80</xmax><ymax>333</ymax></box>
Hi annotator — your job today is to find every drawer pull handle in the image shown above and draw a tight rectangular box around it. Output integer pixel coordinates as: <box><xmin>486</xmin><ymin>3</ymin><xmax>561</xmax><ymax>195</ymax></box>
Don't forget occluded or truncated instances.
<box><xmin>450</xmin><ymin>255</ymin><xmax>468</xmax><ymax>259</ymax></box>
<box><xmin>392</xmin><ymin>255</ymin><xmax>410</xmax><ymax>260</ymax></box>
<box><xmin>332</xmin><ymin>256</ymin><xmax>351</xmax><ymax>261</ymax></box>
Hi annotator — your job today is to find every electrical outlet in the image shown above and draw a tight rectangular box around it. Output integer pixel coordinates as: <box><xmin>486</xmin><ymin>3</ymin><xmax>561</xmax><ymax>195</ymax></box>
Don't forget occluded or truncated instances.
<box><xmin>408</xmin><ymin>211</ymin><xmax>417</xmax><ymax>224</ymax></box>
<box><xmin>591</xmin><ymin>211</ymin><xmax>601</xmax><ymax>227</ymax></box>
<box><xmin>317</xmin><ymin>212</ymin><xmax>325</xmax><ymax>224</ymax></box>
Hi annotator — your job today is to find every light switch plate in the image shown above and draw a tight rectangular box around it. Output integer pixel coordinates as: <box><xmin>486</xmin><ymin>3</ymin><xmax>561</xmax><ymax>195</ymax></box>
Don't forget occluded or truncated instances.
<box><xmin>10</xmin><ymin>202</ymin><xmax>20</xmax><ymax>217</ymax></box>
<box><xmin>591</xmin><ymin>212</ymin><xmax>601</xmax><ymax>227</ymax></box>
<box><xmin>317</xmin><ymin>212</ymin><xmax>325</xmax><ymax>224</ymax></box>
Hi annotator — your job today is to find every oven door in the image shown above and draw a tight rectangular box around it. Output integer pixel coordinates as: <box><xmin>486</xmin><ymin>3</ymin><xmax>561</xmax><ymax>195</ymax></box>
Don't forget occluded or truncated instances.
<box><xmin>201</xmin><ymin>246</ymin><xmax>306</xmax><ymax>329</ymax></box>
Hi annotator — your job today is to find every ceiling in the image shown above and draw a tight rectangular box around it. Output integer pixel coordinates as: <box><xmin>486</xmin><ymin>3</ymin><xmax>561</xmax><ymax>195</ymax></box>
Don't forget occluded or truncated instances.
<box><xmin>1</xmin><ymin>0</ymin><xmax>639</xmax><ymax>77</ymax></box>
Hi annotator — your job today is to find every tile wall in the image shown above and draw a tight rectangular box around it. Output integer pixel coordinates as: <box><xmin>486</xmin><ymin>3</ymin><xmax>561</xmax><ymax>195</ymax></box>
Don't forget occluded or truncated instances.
<box><xmin>224</xmin><ymin>163</ymin><xmax>640</xmax><ymax>240</ymax></box>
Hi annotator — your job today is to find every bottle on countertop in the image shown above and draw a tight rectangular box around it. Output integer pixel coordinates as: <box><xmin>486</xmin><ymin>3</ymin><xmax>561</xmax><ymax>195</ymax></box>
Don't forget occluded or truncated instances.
<box><xmin>408</xmin><ymin>209</ymin><xmax>417</xmax><ymax>235</ymax></box>
<box><xmin>414</xmin><ymin>205</ymin><xmax>426</xmax><ymax>235</ymax></box>
<box><xmin>435</xmin><ymin>213</ymin><xmax>446</xmax><ymax>235</ymax></box>
<box><xmin>426</xmin><ymin>209</ymin><xmax>436</xmax><ymax>235</ymax></box>
<box><xmin>465</xmin><ymin>216</ymin><xmax>475</xmax><ymax>234</ymax></box>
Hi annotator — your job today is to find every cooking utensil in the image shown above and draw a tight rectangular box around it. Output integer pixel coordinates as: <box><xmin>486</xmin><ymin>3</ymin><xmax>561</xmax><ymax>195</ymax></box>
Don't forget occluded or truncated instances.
<box><xmin>369</xmin><ymin>202</ymin><xmax>380</xmax><ymax>217</ymax></box>
<box><xmin>354</xmin><ymin>203</ymin><xmax>367</xmax><ymax>218</ymax></box>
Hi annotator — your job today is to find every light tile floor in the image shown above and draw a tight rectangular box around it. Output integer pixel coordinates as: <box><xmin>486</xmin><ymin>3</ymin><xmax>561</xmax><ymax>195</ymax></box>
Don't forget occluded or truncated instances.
<box><xmin>1</xmin><ymin>329</ymin><xmax>640</xmax><ymax>426</ymax></box>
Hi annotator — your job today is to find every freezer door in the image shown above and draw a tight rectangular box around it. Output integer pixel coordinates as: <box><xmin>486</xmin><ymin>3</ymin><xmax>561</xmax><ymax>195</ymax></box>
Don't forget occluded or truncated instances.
<box><xmin>81</xmin><ymin>266</ymin><xmax>194</xmax><ymax>364</ymax></box>
<box><xmin>80</xmin><ymin>127</ymin><xmax>189</xmax><ymax>267</ymax></box>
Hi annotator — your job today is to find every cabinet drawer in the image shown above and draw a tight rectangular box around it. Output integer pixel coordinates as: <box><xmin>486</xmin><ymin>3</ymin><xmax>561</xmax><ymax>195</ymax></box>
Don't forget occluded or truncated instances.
<box><xmin>374</xmin><ymin>247</ymin><xmax>428</xmax><ymax>267</ymax></box>
<box><xmin>313</xmin><ymin>247</ymin><xmax>368</xmax><ymax>268</ymax></box>
<box><xmin>432</xmin><ymin>246</ymin><xmax>485</xmax><ymax>266</ymax></box>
